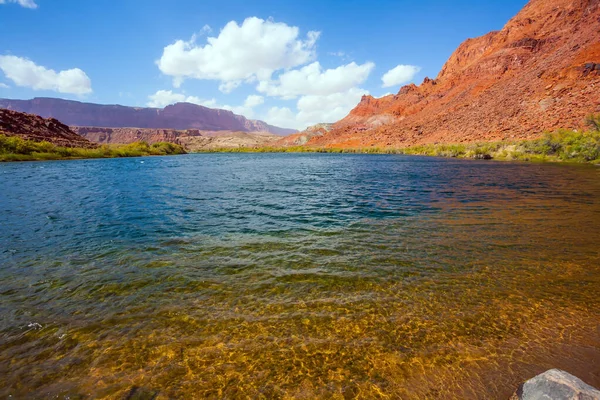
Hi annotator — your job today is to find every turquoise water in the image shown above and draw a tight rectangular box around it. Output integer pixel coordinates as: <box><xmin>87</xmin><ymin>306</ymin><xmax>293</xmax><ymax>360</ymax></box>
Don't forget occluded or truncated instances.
<box><xmin>1</xmin><ymin>154</ymin><xmax>599</xmax><ymax>399</ymax></box>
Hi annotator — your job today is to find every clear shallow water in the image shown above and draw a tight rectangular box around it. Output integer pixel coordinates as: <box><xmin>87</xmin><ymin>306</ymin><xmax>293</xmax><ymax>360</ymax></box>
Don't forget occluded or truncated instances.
<box><xmin>1</xmin><ymin>153</ymin><xmax>599</xmax><ymax>399</ymax></box>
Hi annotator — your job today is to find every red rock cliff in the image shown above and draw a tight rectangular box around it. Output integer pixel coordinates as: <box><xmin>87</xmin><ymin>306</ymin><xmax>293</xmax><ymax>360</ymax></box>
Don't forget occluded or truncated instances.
<box><xmin>311</xmin><ymin>0</ymin><xmax>600</xmax><ymax>148</ymax></box>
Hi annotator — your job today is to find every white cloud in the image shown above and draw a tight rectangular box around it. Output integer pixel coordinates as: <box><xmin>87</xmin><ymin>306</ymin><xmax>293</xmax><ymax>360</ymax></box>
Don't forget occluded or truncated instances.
<box><xmin>218</xmin><ymin>80</ymin><xmax>241</xmax><ymax>94</ymax></box>
<box><xmin>0</xmin><ymin>82</ymin><xmax>9</xmax><ymax>89</ymax></box>
<box><xmin>157</xmin><ymin>17</ymin><xmax>320</xmax><ymax>91</ymax></box>
<box><xmin>147</xmin><ymin>87</ymin><xmax>361</xmax><ymax>130</ymax></box>
<box><xmin>146</xmin><ymin>90</ymin><xmax>217</xmax><ymax>108</ymax></box>
<box><xmin>244</xmin><ymin>94</ymin><xmax>264</xmax><ymax>108</ymax></box>
<box><xmin>220</xmin><ymin>95</ymin><xmax>265</xmax><ymax>118</ymax></box>
<box><xmin>296</xmin><ymin>87</ymin><xmax>366</xmax><ymax>126</ymax></box>
<box><xmin>264</xmin><ymin>106</ymin><xmax>297</xmax><ymax>129</ymax></box>
<box><xmin>381</xmin><ymin>64</ymin><xmax>421</xmax><ymax>88</ymax></box>
<box><xmin>0</xmin><ymin>55</ymin><xmax>92</xmax><ymax>94</ymax></box>
<box><xmin>0</xmin><ymin>0</ymin><xmax>37</xmax><ymax>9</ymax></box>
<box><xmin>263</xmin><ymin>87</ymin><xmax>367</xmax><ymax>130</ymax></box>
<box><xmin>257</xmin><ymin>61</ymin><xmax>374</xmax><ymax>99</ymax></box>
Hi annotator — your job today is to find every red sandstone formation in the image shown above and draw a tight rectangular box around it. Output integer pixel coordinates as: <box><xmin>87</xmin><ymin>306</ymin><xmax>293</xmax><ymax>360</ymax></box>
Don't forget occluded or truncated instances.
<box><xmin>71</xmin><ymin>126</ymin><xmax>280</xmax><ymax>150</ymax></box>
<box><xmin>311</xmin><ymin>0</ymin><xmax>600</xmax><ymax>148</ymax></box>
<box><xmin>71</xmin><ymin>126</ymin><xmax>203</xmax><ymax>145</ymax></box>
<box><xmin>275</xmin><ymin>123</ymin><xmax>334</xmax><ymax>146</ymax></box>
<box><xmin>0</xmin><ymin>98</ymin><xmax>297</xmax><ymax>136</ymax></box>
<box><xmin>0</xmin><ymin>109</ymin><xmax>96</xmax><ymax>148</ymax></box>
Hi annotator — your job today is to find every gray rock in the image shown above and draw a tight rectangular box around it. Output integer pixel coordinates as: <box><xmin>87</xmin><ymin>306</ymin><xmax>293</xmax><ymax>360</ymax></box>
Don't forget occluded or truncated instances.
<box><xmin>539</xmin><ymin>98</ymin><xmax>555</xmax><ymax>111</ymax></box>
<box><xmin>511</xmin><ymin>369</ymin><xmax>600</xmax><ymax>400</ymax></box>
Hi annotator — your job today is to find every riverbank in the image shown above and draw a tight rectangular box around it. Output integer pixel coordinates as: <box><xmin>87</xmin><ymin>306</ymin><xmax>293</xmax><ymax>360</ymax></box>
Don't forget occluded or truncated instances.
<box><xmin>200</xmin><ymin>129</ymin><xmax>600</xmax><ymax>165</ymax></box>
<box><xmin>3</xmin><ymin>129</ymin><xmax>599</xmax><ymax>165</ymax></box>
<box><xmin>0</xmin><ymin>135</ymin><xmax>186</xmax><ymax>162</ymax></box>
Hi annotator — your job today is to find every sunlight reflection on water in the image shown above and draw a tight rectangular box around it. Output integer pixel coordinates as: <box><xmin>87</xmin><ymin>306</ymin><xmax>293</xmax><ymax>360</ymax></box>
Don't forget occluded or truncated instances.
<box><xmin>1</xmin><ymin>154</ymin><xmax>599</xmax><ymax>398</ymax></box>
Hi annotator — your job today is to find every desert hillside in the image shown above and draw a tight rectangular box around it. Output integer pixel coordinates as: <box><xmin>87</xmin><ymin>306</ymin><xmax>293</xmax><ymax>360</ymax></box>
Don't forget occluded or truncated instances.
<box><xmin>72</xmin><ymin>126</ymin><xmax>281</xmax><ymax>150</ymax></box>
<box><xmin>310</xmin><ymin>0</ymin><xmax>600</xmax><ymax>148</ymax></box>
<box><xmin>0</xmin><ymin>109</ymin><xmax>96</xmax><ymax>148</ymax></box>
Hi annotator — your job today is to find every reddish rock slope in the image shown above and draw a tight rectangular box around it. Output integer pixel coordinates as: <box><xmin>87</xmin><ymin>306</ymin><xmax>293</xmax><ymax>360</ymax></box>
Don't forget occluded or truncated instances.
<box><xmin>311</xmin><ymin>0</ymin><xmax>600</xmax><ymax>148</ymax></box>
<box><xmin>0</xmin><ymin>98</ymin><xmax>297</xmax><ymax>136</ymax></box>
<box><xmin>72</xmin><ymin>126</ymin><xmax>203</xmax><ymax>145</ymax></box>
<box><xmin>274</xmin><ymin>124</ymin><xmax>334</xmax><ymax>146</ymax></box>
<box><xmin>71</xmin><ymin>126</ymin><xmax>280</xmax><ymax>150</ymax></box>
<box><xmin>0</xmin><ymin>109</ymin><xmax>96</xmax><ymax>148</ymax></box>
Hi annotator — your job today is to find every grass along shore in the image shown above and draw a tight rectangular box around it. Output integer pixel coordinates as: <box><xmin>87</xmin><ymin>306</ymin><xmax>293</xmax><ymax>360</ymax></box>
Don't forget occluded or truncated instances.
<box><xmin>201</xmin><ymin>129</ymin><xmax>600</xmax><ymax>164</ymax></box>
<box><xmin>0</xmin><ymin>135</ymin><xmax>186</xmax><ymax>162</ymax></box>
<box><xmin>2</xmin><ymin>122</ymin><xmax>599</xmax><ymax>165</ymax></box>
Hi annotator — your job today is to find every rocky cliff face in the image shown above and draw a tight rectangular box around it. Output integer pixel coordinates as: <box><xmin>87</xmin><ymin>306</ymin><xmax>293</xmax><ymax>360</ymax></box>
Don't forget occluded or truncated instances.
<box><xmin>236</xmin><ymin>117</ymin><xmax>296</xmax><ymax>136</ymax></box>
<box><xmin>311</xmin><ymin>0</ymin><xmax>600</xmax><ymax>148</ymax></box>
<box><xmin>72</xmin><ymin>127</ymin><xmax>203</xmax><ymax>145</ymax></box>
<box><xmin>0</xmin><ymin>98</ymin><xmax>297</xmax><ymax>136</ymax></box>
<box><xmin>179</xmin><ymin>131</ymin><xmax>281</xmax><ymax>151</ymax></box>
<box><xmin>0</xmin><ymin>109</ymin><xmax>96</xmax><ymax>148</ymax></box>
<box><xmin>275</xmin><ymin>123</ymin><xmax>334</xmax><ymax>146</ymax></box>
<box><xmin>72</xmin><ymin>126</ymin><xmax>280</xmax><ymax>150</ymax></box>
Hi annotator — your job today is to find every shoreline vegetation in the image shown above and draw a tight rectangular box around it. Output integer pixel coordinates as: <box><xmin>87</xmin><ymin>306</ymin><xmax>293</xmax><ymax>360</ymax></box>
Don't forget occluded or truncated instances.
<box><xmin>201</xmin><ymin>128</ymin><xmax>600</xmax><ymax>165</ymax></box>
<box><xmin>0</xmin><ymin>135</ymin><xmax>186</xmax><ymax>162</ymax></box>
<box><xmin>2</xmin><ymin>116</ymin><xmax>599</xmax><ymax>165</ymax></box>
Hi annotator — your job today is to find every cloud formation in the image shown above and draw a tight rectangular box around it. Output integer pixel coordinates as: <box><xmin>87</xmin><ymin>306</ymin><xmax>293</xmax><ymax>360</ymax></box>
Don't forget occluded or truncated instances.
<box><xmin>257</xmin><ymin>61</ymin><xmax>374</xmax><ymax>99</ymax></box>
<box><xmin>157</xmin><ymin>17</ymin><xmax>320</xmax><ymax>91</ymax></box>
<box><xmin>264</xmin><ymin>87</ymin><xmax>367</xmax><ymax>130</ymax></box>
<box><xmin>381</xmin><ymin>64</ymin><xmax>421</xmax><ymax>88</ymax></box>
<box><xmin>153</xmin><ymin>16</ymin><xmax>419</xmax><ymax>130</ymax></box>
<box><xmin>0</xmin><ymin>0</ymin><xmax>37</xmax><ymax>9</ymax></box>
<box><xmin>0</xmin><ymin>55</ymin><xmax>92</xmax><ymax>94</ymax></box>
<box><xmin>244</xmin><ymin>94</ymin><xmax>264</xmax><ymax>108</ymax></box>
<box><xmin>0</xmin><ymin>82</ymin><xmax>9</xmax><ymax>89</ymax></box>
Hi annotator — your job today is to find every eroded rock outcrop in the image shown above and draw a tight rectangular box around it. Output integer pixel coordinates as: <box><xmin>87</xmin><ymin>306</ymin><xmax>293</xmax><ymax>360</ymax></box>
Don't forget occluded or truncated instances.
<box><xmin>178</xmin><ymin>131</ymin><xmax>281</xmax><ymax>151</ymax></box>
<box><xmin>0</xmin><ymin>109</ymin><xmax>96</xmax><ymax>148</ymax></box>
<box><xmin>72</xmin><ymin>126</ymin><xmax>203</xmax><ymax>145</ymax></box>
<box><xmin>72</xmin><ymin>126</ymin><xmax>281</xmax><ymax>150</ymax></box>
<box><xmin>311</xmin><ymin>0</ymin><xmax>600</xmax><ymax>148</ymax></box>
<box><xmin>275</xmin><ymin>123</ymin><xmax>334</xmax><ymax>146</ymax></box>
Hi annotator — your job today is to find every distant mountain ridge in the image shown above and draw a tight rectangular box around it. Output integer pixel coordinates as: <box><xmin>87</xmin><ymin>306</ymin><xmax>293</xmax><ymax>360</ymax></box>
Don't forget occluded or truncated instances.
<box><xmin>0</xmin><ymin>97</ymin><xmax>296</xmax><ymax>136</ymax></box>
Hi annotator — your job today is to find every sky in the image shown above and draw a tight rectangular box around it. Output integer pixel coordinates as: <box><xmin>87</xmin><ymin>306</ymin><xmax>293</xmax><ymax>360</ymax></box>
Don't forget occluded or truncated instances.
<box><xmin>0</xmin><ymin>0</ymin><xmax>528</xmax><ymax>130</ymax></box>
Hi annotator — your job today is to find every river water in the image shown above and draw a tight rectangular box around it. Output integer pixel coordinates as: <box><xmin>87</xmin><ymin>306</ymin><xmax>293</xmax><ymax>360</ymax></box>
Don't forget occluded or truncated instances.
<box><xmin>1</xmin><ymin>153</ymin><xmax>599</xmax><ymax>399</ymax></box>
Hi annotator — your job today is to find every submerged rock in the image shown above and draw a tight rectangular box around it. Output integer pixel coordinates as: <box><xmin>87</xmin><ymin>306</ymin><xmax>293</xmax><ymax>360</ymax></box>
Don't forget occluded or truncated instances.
<box><xmin>511</xmin><ymin>369</ymin><xmax>600</xmax><ymax>399</ymax></box>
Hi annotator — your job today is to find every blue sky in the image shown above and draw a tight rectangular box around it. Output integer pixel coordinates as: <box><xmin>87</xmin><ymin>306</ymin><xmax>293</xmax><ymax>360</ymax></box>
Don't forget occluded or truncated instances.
<box><xmin>0</xmin><ymin>0</ymin><xmax>527</xmax><ymax>129</ymax></box>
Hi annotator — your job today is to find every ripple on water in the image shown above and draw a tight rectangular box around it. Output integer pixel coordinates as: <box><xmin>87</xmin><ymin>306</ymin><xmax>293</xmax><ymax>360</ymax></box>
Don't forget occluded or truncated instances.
<box><xmin>0</xmin><ymin>154</ymin><xmax>599</xmax><ymax>398</ymax></box>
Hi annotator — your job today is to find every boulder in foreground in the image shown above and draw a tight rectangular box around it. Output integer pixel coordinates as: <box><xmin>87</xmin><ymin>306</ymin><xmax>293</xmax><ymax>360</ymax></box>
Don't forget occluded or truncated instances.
<box><xmin>511</xmin><ymin>369</ymin><xmax>600</xmax><ymax>400</ymax></box>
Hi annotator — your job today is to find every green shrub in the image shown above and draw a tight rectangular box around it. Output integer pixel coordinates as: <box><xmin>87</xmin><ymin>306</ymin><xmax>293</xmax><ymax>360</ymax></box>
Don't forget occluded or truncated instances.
<box><xmin>0</xmin><ymin>135</ymin><xmax>186</xmax><ymax>162</ymax></box>
<box><xmin>586</xmin><ymin>114</ymin><xmax>600</xmax><ymax>132</ymax></box>
<box><xmin>150</xmin><ymin>142</ymin><xmax>187</xmax><ymax>155</ymax></box>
